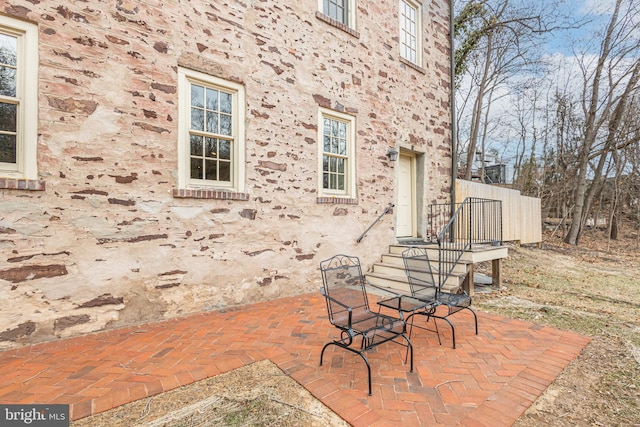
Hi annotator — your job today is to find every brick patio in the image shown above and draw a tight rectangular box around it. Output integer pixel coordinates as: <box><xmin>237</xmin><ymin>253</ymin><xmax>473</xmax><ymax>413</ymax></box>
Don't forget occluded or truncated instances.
<box><xmin>0</xmin><ymin>292</ymin><xmax>590</xmax><ymax>426</ymax></box>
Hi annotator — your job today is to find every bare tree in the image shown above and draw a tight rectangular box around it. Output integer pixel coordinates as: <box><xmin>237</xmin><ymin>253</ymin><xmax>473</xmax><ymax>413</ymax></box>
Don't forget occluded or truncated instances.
<box><xmin>454</xmin><ymin>0</ymin><xmax>640</xmax><ymax>246</ymax></box>
<box><xmin>563</xmin><ymin>0</ymin><xmax>640</xmax><ymax>244</ymax></box>
<box><xmin>455</xmin><ymin>0</ymin><xmax>570</xmax><ymax>181</ymax></box>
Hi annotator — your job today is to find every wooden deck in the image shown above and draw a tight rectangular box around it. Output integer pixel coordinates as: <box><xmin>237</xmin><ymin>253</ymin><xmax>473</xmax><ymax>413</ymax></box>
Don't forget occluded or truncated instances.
<box><xmin>367</xmin><ymin>244</ymin><xmax>509</xmax><ymax>297</ymax></box>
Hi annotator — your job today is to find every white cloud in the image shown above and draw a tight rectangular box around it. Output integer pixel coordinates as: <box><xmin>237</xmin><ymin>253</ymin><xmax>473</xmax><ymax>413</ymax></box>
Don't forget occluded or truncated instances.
<box><xmin>578</xmin><ymin>0</ymin><xmax>618</xmax><ymax>16</ymax></box>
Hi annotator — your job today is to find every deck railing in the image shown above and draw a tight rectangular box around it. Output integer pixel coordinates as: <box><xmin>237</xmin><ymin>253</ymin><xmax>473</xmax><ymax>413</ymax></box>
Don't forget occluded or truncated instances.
<box><xmin>431</xmin><ymin>198</ymin><xmax>502</xmax><ymax>288</ymax></box>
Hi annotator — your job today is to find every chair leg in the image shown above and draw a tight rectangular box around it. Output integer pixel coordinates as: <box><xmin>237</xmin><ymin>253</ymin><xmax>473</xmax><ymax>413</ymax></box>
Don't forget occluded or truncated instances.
<box><xmin>438</xmin><ymin>307</ymin><xmax>477</xmax><ymax>349</ymax></box>
<box><xmin>403</xmin><ymin>334</ymin><xmax>414</xmax><ymax>373</ymax></box>
<box><xmin>439</xmin><ymin>316</ymin><xmax>456</xmax><ymax>349</ymax></box>
<box><xmin>431</xmin><ymin>316</ymin><xmax>442</xmax><ymax>345</ymax></box>
<box><xmin>348</xmin><ymin>348</ymin><xmax>374</xmax><ymax>396</ymax></box>
<box><xmin>319</xmin><ymin>341</ymin><xmax>374</xmax><ymax>396</ymax></box>
<box><xmin>405</xmin><ymin>311</ymin><xmax>442</xmax><ymax>348</ymax></box>
<box><xmin>404</xmin><ymin>312</ymin><xmax>417</xmax><ymax>364</ymax></box>
<box><xmin>466</xmin><ymin>306</ymin><xmax>479</xmax><ymax>335</ymax></box>
<box><xmin>319</xmin><ymin>341</ymin><xmax>335</xmax><ymax>366</ymax></box>
<box><xmin>360</xmin><ymin>352</ymin><xmax>373</xmax><ymax>396</ymax></box>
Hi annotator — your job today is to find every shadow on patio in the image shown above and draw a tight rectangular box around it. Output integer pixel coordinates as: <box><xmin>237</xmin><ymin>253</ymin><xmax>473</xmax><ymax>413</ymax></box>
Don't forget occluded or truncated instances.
<box><xmin>0</xmin><ymin>292</ymin><xmax>589</xmax><ymax>426</ymax></box>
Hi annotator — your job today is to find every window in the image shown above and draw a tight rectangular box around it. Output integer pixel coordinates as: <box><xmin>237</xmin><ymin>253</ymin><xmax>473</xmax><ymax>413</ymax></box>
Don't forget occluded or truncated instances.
<box><xmin>317</xmin><ymin>108</ymin><xmax>356</xmax><ymax>199</ymax></box>
<box><xmin>399</xmin><ymin>0</ymin><xmax>422</xmax><ymax>66</ymax></box>
<box><xmin>319</xmin><ymin>0</ymin><xmax>356</xmax><ymax>29</ymax></box>
<box><xmin>324</xmin><ymin>0</ymin><xmax>349</xmax><ymax>25</ymax></box>
<box><xmin>177</xmin><ymin>67</ymin><xmax>245</xmax><ymax>193</ymax></box>
<box><xmin>0</xmin><ymin>15</ymin><xmax>38</xmax><ymax>180</ymax></box>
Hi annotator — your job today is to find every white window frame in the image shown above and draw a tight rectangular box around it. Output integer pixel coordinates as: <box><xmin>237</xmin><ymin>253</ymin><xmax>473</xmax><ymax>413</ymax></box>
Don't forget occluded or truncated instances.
<box><xmin>399</xmin><ymin>0</ymin><xmax>423</xmax><ymax>66</ymax></box>
<box><xmin>318</xmin><ymin>0</ymin><xmax>357</xmax><ymax>30</ymax></box>
<box><xmin>0</xmin><ymin>15</ymin><xmax>38</xmax><ymax>180</ymax></box>
<box><xmin>177</xmin><ymin>67</ymin><xmax>245</xmax><ymax>192</ymax></box>
<box><xmin>317</xmin><ymin>107</ymin><xmax>356</xmax><ymax>198</ymax></box>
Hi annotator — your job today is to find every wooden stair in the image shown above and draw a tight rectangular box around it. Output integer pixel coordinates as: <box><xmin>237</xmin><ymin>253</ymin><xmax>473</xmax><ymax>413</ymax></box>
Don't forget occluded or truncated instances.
<box><xmin>366</xmin><ymin>243</ymin><xmax>509</xmax><ymax>296</ymax></box>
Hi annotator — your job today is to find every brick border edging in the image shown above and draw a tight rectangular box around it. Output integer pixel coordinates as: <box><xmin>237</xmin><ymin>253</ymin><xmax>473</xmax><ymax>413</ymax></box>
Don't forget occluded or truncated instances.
<box><xmin>68</xmin><ymin>345</ymin><xmax>364</xmax><ymax>425</ymax></box>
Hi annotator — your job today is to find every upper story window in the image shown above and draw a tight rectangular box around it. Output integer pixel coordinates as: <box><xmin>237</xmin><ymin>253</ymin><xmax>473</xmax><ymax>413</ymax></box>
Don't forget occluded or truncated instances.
<box><xmin>399</xmin><ymin>0</ymin><xmax>422</xmax><ymax>66</ymax></box>
<box><xmin>324</xmin><ymin>0</ymin><xmax>349</xmax><ymax>25</ymax></box>
<box><xmin>0</xmin><ymin>15</ymin><xmax>38</xmax><ymax>180</ymax></box>
<box><xmin>318</xmin><ymin>0</ymin><xmax>357</xmax><ymax>32</ymax></box>
<box><xmin>317</xmin><ymin>107</ymin><xmax>356</xmax><ymax>199</ymax></box>
<box><xmin>177</xmin><ymin>67</ymin><xmax>246</xmax><ymax>194</ymax></box>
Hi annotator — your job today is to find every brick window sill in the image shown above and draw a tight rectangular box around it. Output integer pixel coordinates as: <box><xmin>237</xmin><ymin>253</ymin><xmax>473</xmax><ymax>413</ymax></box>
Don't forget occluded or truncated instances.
<box><xmin>400</xmin><ymin>57</ymin><xmax>426</xmax><ymax>74</ymax></box>
<box><xmin>0</xmin><ymin>177</ymin><xmax>46</xmax><ymax>191</ymax></box>
<box><xmin>173</xmin><ymin>188</ymin><xmax>250</xmax><ymax>200</ymax></box>
<box><xmin>317</xmin><ymin>196</ymin><xmax>358</xmax><ymax>205</ymax></box>
<box><xmin>315</xmin><ymin>11</ymin><xmax>360</xmax><ymax>38</ymax></box>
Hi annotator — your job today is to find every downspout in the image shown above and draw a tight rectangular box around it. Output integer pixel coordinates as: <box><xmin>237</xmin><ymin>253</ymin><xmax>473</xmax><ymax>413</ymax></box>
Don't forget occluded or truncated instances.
<box><xmin>449</xmin><ymin>0</ymin><xmax>458</xmax><ymax>210</ymax></box>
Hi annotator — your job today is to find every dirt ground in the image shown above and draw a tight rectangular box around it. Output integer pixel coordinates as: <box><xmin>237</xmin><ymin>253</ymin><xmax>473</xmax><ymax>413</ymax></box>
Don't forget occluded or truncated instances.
<box><xmin>72</xmin><ymin>230</ymin><xmax>640</xmax><ymax>426</ymax></box>
<box><xmin>71</xmin><ymin>359</ymin><xmax>349</xmax><ymax>427</ymax></box>
<box><xmin>476</xmin><ymin>231</ymin><xmax>640</xmax><ymax>426</ymax></box>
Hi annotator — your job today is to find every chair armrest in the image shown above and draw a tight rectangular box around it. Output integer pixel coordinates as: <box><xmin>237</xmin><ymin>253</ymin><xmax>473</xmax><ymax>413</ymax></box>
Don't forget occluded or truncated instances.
<box><xmin>320</xmin><ymin>288</ymin><xmax>352</xmax><ymax>310</ymax></box>
<box><xmin>320</xmin><ymin>288</ymin><xmax>355</xmax><ymax>329</ymax></box>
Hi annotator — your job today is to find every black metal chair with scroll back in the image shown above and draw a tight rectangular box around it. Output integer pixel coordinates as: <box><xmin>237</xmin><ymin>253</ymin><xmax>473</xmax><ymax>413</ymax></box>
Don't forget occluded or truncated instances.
<box><xmin>319</xmin><ymin>254</ymin><xmax>414</xmax><ymax>396</ymax></box>
<box><xmin>402</xmin><ymin>246</ymin><xmax>478</xmax><ymax>349</ymax></box>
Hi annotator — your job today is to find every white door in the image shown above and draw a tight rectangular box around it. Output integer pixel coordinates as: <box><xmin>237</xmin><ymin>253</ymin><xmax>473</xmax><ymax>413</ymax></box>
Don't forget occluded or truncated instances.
<box><xmin>396</xmin><ymin>153</ymin><xmax>415</xmax><ymax>237</ymax></box>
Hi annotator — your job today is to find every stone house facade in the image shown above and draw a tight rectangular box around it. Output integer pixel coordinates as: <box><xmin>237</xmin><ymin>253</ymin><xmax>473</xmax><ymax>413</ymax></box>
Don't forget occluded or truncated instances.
<box><xmin>0</xmin><ymin>0</ymin><xmax>453</xmax><ymax>348</ymax></box>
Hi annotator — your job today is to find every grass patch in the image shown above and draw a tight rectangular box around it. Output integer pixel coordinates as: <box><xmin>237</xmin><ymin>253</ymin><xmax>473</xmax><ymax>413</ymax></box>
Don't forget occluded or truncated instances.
<box><xmin>476</xmin><ymin>242</ymin><xmax>640</xmax><ymax>426</ymax></box>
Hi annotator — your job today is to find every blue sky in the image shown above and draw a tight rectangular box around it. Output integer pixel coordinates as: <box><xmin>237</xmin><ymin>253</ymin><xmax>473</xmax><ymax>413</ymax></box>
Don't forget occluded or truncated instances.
<box><xmin>455</xmin><ymin>0</ymin><xmax>640</xmax><ymax>178</ymax></box>
<box><xmin>542</xmin><ymin>0</ymin><xmax>638</xmax><ymax>56</ymax></box>
<box><xmin>542</xmin><ymin>0</ymin><xmax>604</xmax><ymax>55</ymax></box>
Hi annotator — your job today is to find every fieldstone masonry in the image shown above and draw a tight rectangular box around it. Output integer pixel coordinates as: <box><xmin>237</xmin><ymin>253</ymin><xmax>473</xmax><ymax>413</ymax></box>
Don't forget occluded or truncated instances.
<box><xmin>0</xmin><ymin>0</ymin><xmax>453</xmax><ymax>348</ymax></box>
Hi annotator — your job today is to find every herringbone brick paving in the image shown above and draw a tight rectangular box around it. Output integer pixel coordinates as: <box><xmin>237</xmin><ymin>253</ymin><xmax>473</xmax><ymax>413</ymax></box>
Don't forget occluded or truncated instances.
<box><xmin>0</xmin><ymin>292</ymin><xmax>590</xmax><ymax>426</ymax></box>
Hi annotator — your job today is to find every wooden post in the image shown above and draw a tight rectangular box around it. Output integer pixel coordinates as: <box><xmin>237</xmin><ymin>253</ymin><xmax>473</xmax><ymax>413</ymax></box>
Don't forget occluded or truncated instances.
<box><xmin>462</xmin><ymin>263</ymin><xmax>475</xmax><ymax>296</ymax></box>
<box><xmin>492</xmin><ymin>258</ymin><xmax>502</xmax><ymax>288</ymax></box>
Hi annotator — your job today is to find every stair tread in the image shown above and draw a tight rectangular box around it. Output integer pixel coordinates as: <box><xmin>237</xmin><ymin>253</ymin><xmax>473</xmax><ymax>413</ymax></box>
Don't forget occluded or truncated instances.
<box><xmin>368</xmin><ymin>270</ymin><xmax>466</xmax><ymax>280</ymax></box>
<box><xmin>381</xmin><ymin>253</ymin><xmax>471</xmax><ymax>265</ymax></box>
<box><xmin>367</xmin><ymin>271</ymin><xmax>409</xmax><ymax>281</ymax></box>
<box><xmin>366</xmin><ymin>273</ymin><xmax>460</xmax><ymax>293</ymax></box>
<box><xmin>370</xmin><ymin>242</ymin><xmax>508</xmax><ymax>296</ymax></box>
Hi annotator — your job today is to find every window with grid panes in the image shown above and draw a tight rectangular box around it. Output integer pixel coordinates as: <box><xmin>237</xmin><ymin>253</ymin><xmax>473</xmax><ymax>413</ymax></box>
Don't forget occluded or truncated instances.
<box><xmin>318</xmin><ymin>108</ymin><xmax>356</xmax><ymax>198</ymax></box>
<box><xmin>0</xmin><ymin>32</ymin><xmax>17</xmax><ymax>166</ymax></box>
<box><xmin>322</xmin><ymin>117</ymin><xmax>347</xmax><ymax>191</ymax></box>
<box><xmin>0</xmin><ymin>16</ymin><xmax>38</xmax><ymax>179</ymax></box>
<box><xmin>399</xmin><ymin>0</ymin><xmax>422</xmax><ymax>65</ymax></box>
<box><xmin>320</xmin><ymin>0</ymin><xmax>356</xmax><ymax>29</ymax></box>
<box><xmin>177</xmin><ymin>67</ymin><xmax>245</xmax><ymax>191</ymax></box>
<box><xmin>189</xmin><ymin>85</ymin><xmax>233</xmax><ymax>182</ymax></box>
<box><xmin>324</xmin><ymin>0</ymin><xmax>349</xmax><ymax>25</ymax></box>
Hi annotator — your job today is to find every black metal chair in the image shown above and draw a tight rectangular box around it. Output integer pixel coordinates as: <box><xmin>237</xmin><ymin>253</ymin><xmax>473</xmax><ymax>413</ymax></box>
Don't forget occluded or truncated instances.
<box><xmin>402</xmin><ymin>246</ymin><xmax>478</xmax><ymax>349</ymax></box>
<box><xmin>319</xmin><ymin>254</ymin><xmax>413</xmax><ymax>396</ymax></box>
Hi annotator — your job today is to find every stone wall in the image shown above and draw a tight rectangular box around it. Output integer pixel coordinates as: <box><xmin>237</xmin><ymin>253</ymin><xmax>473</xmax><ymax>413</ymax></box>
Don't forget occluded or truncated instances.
<box><xmin>0</xmin><ymin>0</ymin><xmax>453</xmax><ymax>348</ymax></box>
